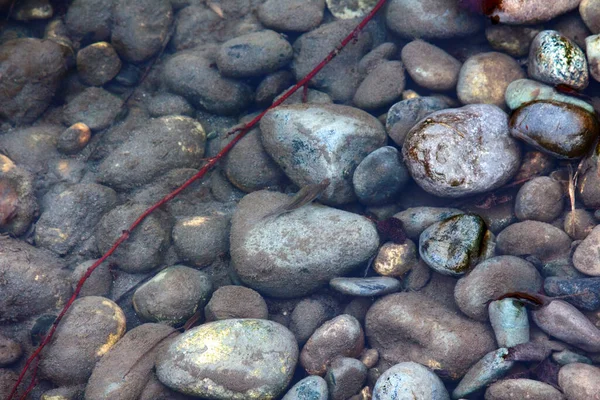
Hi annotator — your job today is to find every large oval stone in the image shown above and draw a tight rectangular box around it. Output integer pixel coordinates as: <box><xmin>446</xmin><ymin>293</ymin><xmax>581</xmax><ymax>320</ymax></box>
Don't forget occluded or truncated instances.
<box><xmin>510</xmin><ymin>100</ymin><xmax>599</xmax><ymax>159</ymax></box>
<box><xmin>260</xmin><ymin>104</ymin><xmax>386</xmax><ymax>205</ymax></box>
<box><xmin>156</xmin><ymin>319</ymin><xmax>298</xmax><ymax>399</ymax></box>
<box><xmin>402</xmin><ymin>104</ymin><xmax>521</xmax><ymax>198</ymax></box>
<box><xmin>230</xmin><ymin>190</ymin><xmax>379</xmax><ymax>298</ymax></box>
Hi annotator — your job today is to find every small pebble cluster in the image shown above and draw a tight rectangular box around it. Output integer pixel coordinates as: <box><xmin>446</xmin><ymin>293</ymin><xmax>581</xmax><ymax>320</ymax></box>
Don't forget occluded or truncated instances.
<box><xmin>2</xmin><ymin>0</ymin><xmax>600</xmax><ymax>399</ymax></box>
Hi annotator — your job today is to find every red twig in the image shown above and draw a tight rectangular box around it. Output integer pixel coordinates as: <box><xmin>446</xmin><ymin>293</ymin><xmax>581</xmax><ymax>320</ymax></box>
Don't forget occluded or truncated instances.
<box><xmin>7</xmin><ymin>1</ymin><xmax>388</xmax><ymax>397</ymax></box>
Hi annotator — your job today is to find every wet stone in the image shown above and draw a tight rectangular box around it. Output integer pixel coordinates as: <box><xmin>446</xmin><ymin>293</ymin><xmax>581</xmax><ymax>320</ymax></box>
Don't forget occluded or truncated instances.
<box><xmin>489</xmin><ymin>299</ymin><xmax>530</xmax><ymax>348</ymax></box>
<box><xmin>65</xmin><ymin>0</ymin><xmax>112</xmax><ymax>42</ymax></box>
<box><xmin>528</xmin><ymin>30</ymin><xmax>588</xmax><ymax>90</ymax></box>
<box><xmin>489</xmin><ymin>0</ymin><xmax>581</xmax><ymax>25</ymax></box>
<box><xmin>558</xmin><ymin>363</ymin><xmax>600</xmax><ymax>400</ymax></box>
<box><xmin>258</xmin><ymin>0</ymin><xmax>325</xmax><ymax>33</ymax></box>
<box><xmin>393</xmin><ymin>207</ymin><xmax>463</xmax><ymax>240</ymax></box>
<box><xmin>385</xmin><ymin>96</ymin><xmax>448</xmax><ymax>147</ymax></box>
<box><xmin>353</xmin><ymin>60</ymin><xmax>405</xmax><ymax>110</ymax></box>
<box><xmin>457</xmin><ymin>52</ymin><xmax>525</xmax><ymax>109</ymax></box>
<box><xmin>352</xmin><ymin>146</ymin><xmax>409</xmax><ymax>206</ymax></box>
<box><xmin>373</xmin><ymin>240</ymin><xmax>418</xmax><ymax>277</ymax></box>
<box><xmin>0</xmin><ymin>333</ymin><xmax>22</xmax><ymax>366</ymax></box>
<box><xmin>372</xmin><ymin>362</ymin><xmax>449</xmax><ymax>400</ymax></box>
<box><xmin>133</xmin><ymin>265</ymin><xmax>212</xmax><ymax>326</ymax></box>
<box><xmin>0</xmin><ymin>155</ymin><xmax>37</xmax><ymax>236</ymax></box>
<box><xmin>419</xmin><ymin>214</ymin><xmax>486</xmax><ymax>277</ymax></box>
<box><xmin>63</xmin><ymin>87</ymin><xmax>124</xmax><ymax>131</ymax></box>
<box><xmin>515</xmin><ymin>176</ymin><xmax>564</xmax><ymax>222</ymax></box>
<box><xmin>256</xmin><ymin>70</ymin><xmax>295</xmax><ymax>106</ymax></box>
<box><xmin>586</xmin><ymin>34</ymin><xmax>600</xmax><ymax>82</ymax></box>
<box><xmin>76</xmin><ymin>42</ymin><xmax>121</xmax><ymax>86</ymax></box>
<box><xmin>147</xmin><ymin>93</ymin><xmax>194</xmax><ymax>118</ymax></box>
<box><xmin>573</xmin><ymin>224</ymin><xmax>600</xmax><ymax>276</ymax></box>
<box><xmin>12</xmin><ymin>0</ymin><xmax>53</xmax><ymax>21</ymax></box>
<box><xmin>260</xmin><ymin>103</ymin><xmax>386</xmax><ymax>205</ymax></box>
<box><xmin>282</xmin><ymin>376</ymin><xmax>328</xmax><ymax>400</ymax></box>
<box><xmin>325</xmin><ymin>357</ymin><xmax>367</xmax><ymax>400</ymax></box>
<box><xmin>290</xmin><ymin>298</ymin><xmax>337</xmax><ymax>344</ymax></box>
<box><xmin>217</xmin><ymin>30</ymin><xmax>293</xmax><ymax>78</ymax></box>
<box><xmin>510</xmin><ymin>100</ymin><xmax>599</xmax><ymax>160</ymax></box>
<box><xmin>358</xmin><ymin>42</ymin><xmax>397</xmax><ymax>75</ymax></box>
<box><xmin>300</xmin><ymin>314</ymin><xmax>364</xmax><ymax>376</ymax></box>
<box><xmin>172</xmin><ymin>214</ymin><xmax>230</xmax><ymax>267</ymax></box>
<box><xmin>581</xmin><ymin>0</ymin><xmax>600</xmax><ymax>33</ymax></box>
<box><xmin>496</xmin><ymin>220</ymin><xmax>572</xmax><ymax>261</ymax></box>
<box><xmin>505</xmin><ymin>79</ymin><xmax>595</xmax><ymax>113</ymax></box>
<box><xmin>453</xmin><ymin>348</ymin><xmax>514</xmax><ymax>399</ymax></box>
<box><xmin>401</xmin><ymin>40</ymin><xmax>461</xmax><ymax>91</ymax></box>
<box><xmin>57</xmin><ymin>123</ymin><xmax>91</xmax><ymax>155</ymax></box>
<box><xmin>156</xmin><ymin>319</ymin><xmax>298</xmax><ymax>399</ymax></box>
<box><xmin>71</xmin><ymin>259</ymin><xmax>112</xmax><ymax>297</ymax></box>
<box><xmin>544</xmin><ymin>276</ymin><xmax>600</xmax><ymax>310</ymax></box>
<box><xmin>485</xmin><ymin>25</ymin><xmax>542</xmax><ymax>57</ymax></box>
<box><xmin>329</xmin><ymin>277</ymin><xmax>401</xmax><ymax>297</ymax></box>
<box><xmin>553</xmin><ymin>349</ymin><xmax>593</xmax><ymax>365</ymax></box>
<box><xmin>485</xmin><ymin>378</ymin><xmax>565</xmax><ymax>400</ymax></box>
<box><xmin>204</xmin><ymin>285</ymin><xmax>268</xmax><ymax>322</ymax></box>
<box><xmin>402</xmin><ymin>104</ymin><xmax>521</xmax><ymax>198</ymax></box>
<box><xmin>455</xmin><ymin>255</ymin><xmax>542</xmax><ymax>321</ymax></box>
<box><xmin>385</xmin><ymin>0</ymin><xmax>482</xmax><ymax>39</ymax></box>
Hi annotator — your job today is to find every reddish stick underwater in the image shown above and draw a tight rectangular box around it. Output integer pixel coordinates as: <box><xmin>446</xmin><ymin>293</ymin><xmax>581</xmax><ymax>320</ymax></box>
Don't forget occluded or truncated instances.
<box><xmin>7</xmin><ymin>1</ymin><xmax>388</xmax><ymax>398</ymax></box>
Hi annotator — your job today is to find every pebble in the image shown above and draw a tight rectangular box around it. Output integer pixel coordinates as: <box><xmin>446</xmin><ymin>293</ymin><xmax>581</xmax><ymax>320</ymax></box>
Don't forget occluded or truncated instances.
<box><xmin>230</xmin><ymin>190</ymin><xmax>379</xmax><ymax>297</ymax></box>
<box><xmin>258</xmin><ymin>0</ymin><xmax>325</xmax><ymax>32</ymax></box>
<box><xmin>132</xmin><ymin>266</ymin><xmax>212</xmax><ymax>326</ymax></box>
<box><xmin>71</xmin><ymin>259</ymin><xmax>112</xmax><ymax>297</ymax></box>
<box><xmin>217</xmin><ymin>30</ymin><xmax>293</xmax><ymax>78</ymax></box>
<box><xmin>581</xmin><ymin>0</ymin><xmax>600</xmax><ymax>33</ymax></box>
<box><xmin>12</xmin><ymin>0</ymin><xmax>52</xmax><ymax>21</ymax></box>
<box><xmin>489</xmin><ymin>0</ymin><xmax>581</xmax><ymax>24</ymax></box>
<box><xmin>63</xmin><ymin>87</ymin><xmax>124</xmax><ymax>131</ymax></box>
<box><xmin>587</xmin><ymin>35</ymin><xmax>600</xmax><ymax>83</ymax></box>
<box><xmin>485</xmin><ymin>25</ymin><xmax>542</xmax><ymax>57</ymax></box>
<box><xmin>532</xmin><ymin>300</ymin><xmax>600</xmax><ymax>352</ymax></box>
<box><xmin>372</xmin><ymin>362</ymin><xmax>449</xmax><ymax>400</ymax></box>
<box><xmin>282</xmin><ymin>376</ymin><xmax>328</xmax><ymax>400</ymax></box>
<box><xmin>489</xmin><ymin>299</ymin><xmax>530</xmax><ymax>347</ymax></box>
<box><xmin>385</xmin><ymin>0</ymin><xmax>481</xmax><ymax>39</ymax></box>
<box><xmin>528</xmin><ymin>30</ymin><xmax>588</xmax><ymax>90</ymax></box>
<box><xmin>57</xmin><ymin>123</ymin><xmax>92</xmax><ymax>155</ymax></box>
<box><xmin>505</xmin><ymin>79</ymin><xmax>595</xmax><ymax>114</ymax></box>
<box><xmin>111</xmin><ymin>0</ymin><xmax>172</xmax><ymax>63</ymax></box>
<box><xmin>358</xmin><ymin>42</ymin><xmax>397</xmax><ymax>75</ymax></box>
<box><xmin>454</xmin><ymin>255</ymin><xmax>542</xmax><ymax>321</ymax></box>
<box><xmin>352</xmin><ymin>146</ymin><xmax>409</xmax><ymax>206</ymax></box>
<box><xmin>300</xmin><ymin>314</ymin><xmax>364</xmax><ymax>375</ymax></box>
<box><xmin>0</xmin><ymin>238</ymin><xmax>71</xmax><ymax>322</ymax></box>
<box><xmin>224</xmin><ymin>127</ymin><xmax>286</xmax><ymax>192</ymax></box>
<box><xmin>41</xmin><ymin>385</ymin><xmax>85</xmax><ymax>400</ymax></box>
<box><xmin>353</xmin><ymin>60</ymin><xmax>405</xmax><ymax>110</ymax></box>
<box><xmin>0</xmin><ymin>38</ymin><xmax>65</xmax><ymax>124</ymax></box>
<box><xmin>452</xmin><ymin>348</ymin><xmax>514</xmax><ymax>399</ymax></box>
<box><xmin>385</xmin><ymin>96</ymin><xmax>448</xmax><ymax>147</ymax></box>
<box><xmin>515</xmin><ymin>177</ymin><xmax>564</xmax><ymax>222</ymax></box>
<box><xmin>343</xmin><ymin>298</ymin><xmax>372</xmax><ymax>325</ymax></box>
<box><xmin>84</xmin><ymin>323</ymin><xmax>176</xmax><ymax>400</ymax></box>
<box><xmin>39</xmin><ymin>296</ymin><xmax>126</xmax><ymax>385</ymax></box>
<box><xmin>156</xmin><ymin>319</ymin><xmax>298</xmax><ymax>399</ymax></box>
<box><xmin>545</xmin><ymin>276</ymin><xmax>600</xmax><ymax>310</ymax></box>
<box><xmin>553</xmin><ymin>349</ymin><xmax>593</xmax><ymax>365</ymax></box>
<box><xmin>290</xmin><ymin>298</ymin><xmax>337</xmax><ymax>344</ymax></box>
<box><xmin>256</xmin><ymin>70</ymin><xmax>295</xmax><ymax>106</ymax></box>
<box><xmin>457</xmin><ymin>52</ymin><xmax>525</xmax><ymax>109</ymax></box>
<box><xmin>402</xmin><ymin>259</ymin><xmax>432</xmax><ymax>291</ymax></box>
<box><xmin>171</xmin><ymin>213</ymin><xmax>230</xmax><ymax>267</ymax></box>
<box><xmin>0</xmin><ymin>155</ymin><xmax>38</xmax><ymax>236</ymax></box>
<box><xmin>274</xmin><ymin>85</ymin><xmax>333</xmax><ymax>106</ymax></box>
<box><xmin>513</xmin><ymin>151</ymin><xmax>556</xmax><ymax>183</ymax></box>
<box><xmin>373</xmin><ymin>240</ymin><xmax>418</xmax><ymax>277</ymax></box>
<box><xmin>402</xmin><ymin>104</ymin><xmax>521</xmax><ymax>198</ymax></box>
<box><xmin>366</xmin><ymin>292</ymin><xmax>495</xmax><ymax>380</ymax></box>
<box><xmin>393</xmin><ymin>207</ymin><xmax>463</xmax><ymax>240</ymax></box>
<box><xmin>65</xmin><ymin>0</ymin><xmax>111</xmax><ymax>42</ymax></box>
<box><xmin>510</xmin><ymin>100</ymin><xmax>599</xmax><ymax>159</ymax></box>
<box><xmin>578</xmin><ymin>147</ymin><xmax>600</xmax><ymax>208</ymax></box>
<box><xmin>35</xmin><ymin>183</ymin><xmax>117</xmax><ymax>255</ymax></box>
<box><xmin>558</xmin><ymin>363</ymin><xmax>600</xmax><ymax>400</ymax></box>
<box><xmin>573</xmin><ymin>224</ymin><xmax>600</xmax><ymax>276</ymax></box>
<box><xmin>419</xmin><ymin>214</ymin><xmax>487</xmax><ymax>276</ymax></box>
<box><xmin>96</xmin><ymin>203</ymin><xmax>171</xmax><ymax>273</ymax></box>
<box><xmin>204</xmin><ymin>285</ymin><xmax>268</xmax><ymax>321</ymax></box>
<box><xmin>330</xmin><ymin>277</ymin><xmax>401</xmax><ymax>297</ymax></box>
<box><xmin>163</xmin><ymin>52</ymin><xmax>252</xmax><ymax>115</ymax></box>
<box><xmin>496</xmin><ymin>221</ymin><xmax>571</xmax><ymax>261</ymax></box>
<box><xmin>0</xmin><ymin>333</ymin><xmax>22</xmax><ymax>366</ymax></box>
<box><xmin>291</xmin><ymin>19</ymin><xmax>375</xmax><ymax>102</ymax></box>
<box><xmin>76</xmin><ymin>42</ymin><xmax>121</xmax><ymax>86</ymax></box>
<box><xmin>325</xmin><ymin>357</ymin><xmax>367</xmax><ymax>400</ymax></box>
<box><xmin>260</xmin><ymin>104</ymin><xmax>386</xmax><ymax>205</ymax></box>
<box><xmin>485</xmin><ymin>378</ymin><xmax>565</xmax><ymax>400</ymax></box>
<box><xmin>147</xmin><ymin>93</ymin><xmax>194</xmax><ymax>117</ymax></box>
<box><xmin>401</xmin><ymin>40</ymin><xmax>461</xmax><ymax>91</ymax></box>
<box><xmin>97</xmin><ymin>115</ymin><xmax>206</xmax><ymax>190</ymax></box>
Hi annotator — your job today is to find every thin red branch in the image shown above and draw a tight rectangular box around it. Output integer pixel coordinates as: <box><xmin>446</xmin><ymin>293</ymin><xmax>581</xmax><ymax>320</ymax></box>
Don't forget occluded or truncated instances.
<box><xmin>7</xmin><ymin>1</ymin><xmax>388</xmax><ymax>397</ymax></box>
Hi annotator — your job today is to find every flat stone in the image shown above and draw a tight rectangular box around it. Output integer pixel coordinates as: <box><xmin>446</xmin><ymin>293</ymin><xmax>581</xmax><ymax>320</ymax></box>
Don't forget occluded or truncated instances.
<box><xmin>329</xmin><ymin>277</ymin><xmax>401</xmax><ymax>297</ymax></box>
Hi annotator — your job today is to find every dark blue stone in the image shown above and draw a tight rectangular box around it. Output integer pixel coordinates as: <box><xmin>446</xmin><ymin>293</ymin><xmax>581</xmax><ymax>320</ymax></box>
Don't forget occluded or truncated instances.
<box><xmin>544</xmin><ymin>276</ymin><xmax>600</xmax><ymax>311</ymax></box>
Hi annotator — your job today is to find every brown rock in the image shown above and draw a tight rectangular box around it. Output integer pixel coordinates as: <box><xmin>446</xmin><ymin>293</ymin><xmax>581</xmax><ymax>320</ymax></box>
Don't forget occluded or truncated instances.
<box><xmin>558</xmin><ymin>363</ymin><xmax>600</xmax><ymax>400</ymax></box>
<box><xmin>204</xmin><ymin>285</ymin><xmax>268</xmax><ymax>321</ymax></box>
<box><xmin>401</xmin><ymin>40</ymin><xmax>461</xmax><ymax>91</ymax></box>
